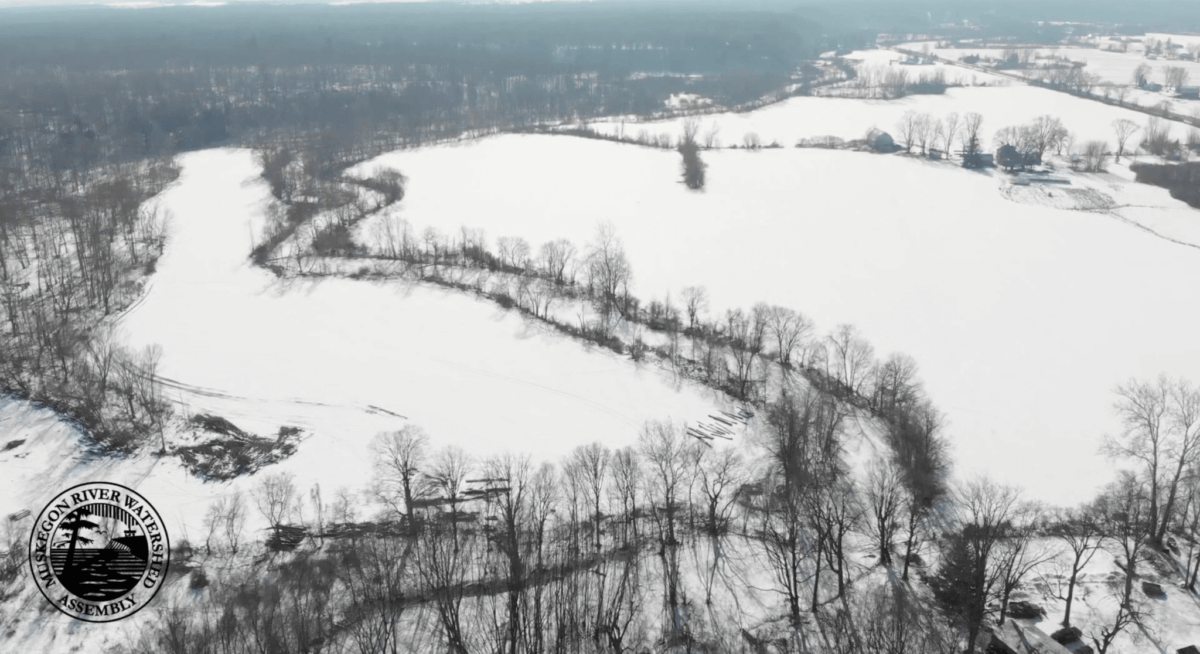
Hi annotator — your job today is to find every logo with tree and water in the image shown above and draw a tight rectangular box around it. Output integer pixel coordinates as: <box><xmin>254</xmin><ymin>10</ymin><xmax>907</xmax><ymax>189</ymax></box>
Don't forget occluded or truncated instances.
<box><xmin>28</xmin><ymin>482</ymin><xmax>169</xmax><ymax>622</ymax></box>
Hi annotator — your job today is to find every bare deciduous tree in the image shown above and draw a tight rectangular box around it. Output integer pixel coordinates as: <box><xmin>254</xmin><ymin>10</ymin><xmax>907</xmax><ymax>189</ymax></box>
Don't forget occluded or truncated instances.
<box><xmin>761</xmin><ymin>304</ymin><xmax>814</xmax><ymax>368</ymax></box>
<box><xmin>1163</xmin><ymin>65</ymin><xmax>1190</xmax><ymax>90</ymax></box>
<box><xmin>726</xmin><ymin>306</ymin><xmax>768</xmax><ymax>399</ymax></box>
<box><xmin>254</xmin><ymin>472</ymin><xmax>298</xmax><ymax>528</ymax></box>
<box><xmin>942</xmin><ymin>112</ymin><xmax>961</xmax><ymax>155</ymax></box>
<box><xmin>1103</xmin><ymin>376</ymin><xmax>1170</xmax><ymax>543</ymax></box>
<box><xmin>373</xmin><ymin>425</ymin><xmax>430</xmax><ymax>533</ymax></box>
<box><xmin>825</xmin><ymin>324</ymin><xmax>876</xmax><ymax>396</ymax></box>
<box><xmin>585</xmin><ymin>222</ymin><xmax>633</xmax><ymax>323</ymax></box>
<box><xmin>681</xmin><ymin>285</ymin><xmax>708</xmax><ymax>334</ymax></box>
<box><xmin>538</xmin><ymin>238</ymin><xmax>576</xmax><ymax>285</ymax></box>
<box><xmin>896</xmin><ymin>110</ymin><xmax>920</xmax><ymax>153</ymax></box>
<box><xmin>865</xmin><ymin>457</ymin><xmax>905</xmax><ymax>566</ymax></box>
<box><xmin>566</xmin><ymin>442</ymin><xmax>611</xmax><ymax>552</ymax></box>
<box><xmin>1112</xmin><ymin>119</ymin><xmax>1139</xmax><ymax>162</ymax></box>
<box><xmin>1046</xmin><ymin>504</ymin><xmax>1105</xmax><ymax>627</ymax></box>
<box><xmin>1133</xmin><ymin>62</ymin><xmax>1152</xmax><ymax>88</ymax></box>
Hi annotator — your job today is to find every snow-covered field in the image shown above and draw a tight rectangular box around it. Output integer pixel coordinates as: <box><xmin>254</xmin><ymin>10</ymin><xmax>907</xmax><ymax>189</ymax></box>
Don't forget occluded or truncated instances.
<box><xmin>925</xmin><ymin>45</ymin><xmax>1200</xmax><ymax>88</ymax></box>
<box><xmin>580</xmin><ymin>84</ymin><xmax>1195</xmax><ymax>152</ymax></box>
<box><xmin>845</xmin><ymin>48</ymin><xmax>1006</xmax><ymax>86</ymax></box>
<box><xmin>3</xmin><ymin>147</ymin><xmax>731</xmax><ymax>546</ymax></box>
<box><xmin>3</xmin><ymin>50</ymin><xmax>1200</xmax><ymax>649</ymax></box>
<box><xmin>355</xmin><ymin>133</ymin><xmax>1200</xmax><ymax>506</ymax></box>
<box><xmin>0</xmin><ymin>147</ymin><xmax>738</xmax><ymax>649</ymax></box>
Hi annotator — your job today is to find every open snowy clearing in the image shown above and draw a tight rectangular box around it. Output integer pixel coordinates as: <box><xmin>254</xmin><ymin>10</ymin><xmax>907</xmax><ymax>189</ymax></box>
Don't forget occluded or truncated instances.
<box><xmin>355</xmin><ymin>133</ymin><xmax>1200</xmax><ymax>506</ymax></box>
<box><xmin>4</xmin><ymin>147</ymin><xmax>731</xmax><ymax>540</ymax></box>
<box><xmin>843</xmin><ymin>48</ymin><xmax>1007</xmax><ymax>86</ymax></box>
<box><xmin>124</xmin><ymin>147</ymin><xmax>728</xmax><ymax>478</ymax></box>
<box><xmin>924</xmin><ymin>45</ymin><xmax>1200</xmax><ymax>89</ymax></box>
<box><xmin>580</xmin><ymin>83</ymin><xmax>1195</xmax><ymax>152</ymax></box>
<box><xmin>0</xmin><ymin>147</ymin><xmax>739</xmax><ymax>650</ymax></box>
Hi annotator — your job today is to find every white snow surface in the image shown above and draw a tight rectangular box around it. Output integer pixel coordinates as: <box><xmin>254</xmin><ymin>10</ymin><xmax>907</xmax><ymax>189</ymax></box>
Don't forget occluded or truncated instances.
<box><xmin>127</xmin><ymin>147</ymin><xmax>724</xmax><ymax>474</ymax></box>
<box><xmin>3</xmin><ymin>147</ymin><xmax>727</xmax><ymax>541</ymax></box>
<box><xmin>354</xmin><ymin>133</ymin><xmax>1200</xmax><ymax>506</ymax></box>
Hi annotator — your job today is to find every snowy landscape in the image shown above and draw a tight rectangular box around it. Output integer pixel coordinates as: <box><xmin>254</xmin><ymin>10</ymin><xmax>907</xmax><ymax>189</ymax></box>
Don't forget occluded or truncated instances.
<box><xmin>3</xmin><ymin>2</ymin><xmax>1200</xmax><ymax>654</ymax></box>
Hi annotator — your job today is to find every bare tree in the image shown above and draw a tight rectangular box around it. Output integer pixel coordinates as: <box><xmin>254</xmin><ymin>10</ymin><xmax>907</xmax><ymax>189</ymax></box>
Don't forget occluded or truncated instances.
<box><xmin>761</xmin><ymin>304</ymin><xmax>814</xmax><ymax>368</ymax></box>
<box><xmin>1156</xmin><ymin>378</ymin><xmax>1200</xmax><ymax>544</ymax></box>
<box><xmin>873</xmin><ymin>352</ymin><xmax>921</xmax><ymax>416</ymax></box>
<box><xmin>1103</xmin><ymin>376</ymin><xmax>1169</xmax><ymax>543</ymax></box>
<box><xmin>726</xmin><ymin>306</ymin><xmax>768</xmax><ymax>399</ymax></box>
<box><xmin>1133</xmin><ymin>62</ymin><xmax>1152</xmax><ymax>88</ymax></box>
<box><xmin>1088</xmin><ymin>587</ymin><xmax>1142</xmax><ymax>654</ymax></box>
<box><xmin>566</xmin><ymin>442</ymin><xmax>611</xmax><ymax>552</ymax></box>
<box><xmin>865</xmin><ymin>457</ymin><xmax>905</xmax><ymax>566</ymax></box>
<box><xmin>415</xmin><ymin>517</ymin><xmax>474</xmax><ymax>654</ymax></box>
<box><xmin>538</xmin><ymin>238</ymin><xmax>576</xmax><ymax>285</ymax></box>
<box><xmin>1088</xmin><ymin>473</ymin><xmax>1150</xmax><ymax>654</ymax></box>
<box><xmin>913</xmin><ymin>113</ymin><xmax>934</xmax><ymax>155</ymax></box>
<box><xmin>609</xmin><ymin>445</ymin><xmax>642</xmax><ymax>548</ymax></box>
<box><xmin>638</xmin><ymin>420</ymin><xmax>698</xmax><ymax>639</ymax></box>
<box><xmin>760</xmin><ymin>472</ymin><xmax>811</xmax><ymax>628</ymax></box>
<box><xmin>896</xmin><ymin>110</ymin><xmax>920</xmax><ymax>153</ymax></box>
<box><xmin>427</xmin><ymin>445</ymin><xmax>473</xmax><ymax>535</ymax></box>
<box><xmin>1163</xmin><ymin>65</ymin><xmax>1191</xmax><ymax>90</ymax></box>
<box><xmin>703</xmin><ymin>122</ymin><xmax>721</xmax><ymax>149</ymax></box>
<box><xmin>254</xmin><ymin>472</ymin><xmax>298</xmax><ymax>528</ymax></box>
<box><xmin>1027</xmin><ymin>115</ymin><xmax>1070</xmax><ymax>164</ymax></box>
<box><xmin>585</xmin><ymin>222</ymin><xmax>633</xmax><ymax>322</ymax></box>
<box><xmin>638</xmin><ymin>420</ymin><xmax>696</xmax><ymax>548</ymax></box>
<box><xmin>961</xmin><ymin>112</ymin><xmax>985</xmax><ymax>167</ymax></box>
<box><xmin>933</xmin><ymin>477</ymin><xmax>1021</xmax><ymax>654</ymax></box>
<box><xmin>1046</xmin><ymin>504</ymin><xmax>1105</xmax><ymax>627</ymax></box>
<box><xmin>942</xmin><ymin>112</ymin><xmax>961</xmax><ymax>155</ymax></box>
<box><xmin>1142</xmin><ymin>116</ymin><xmax>1174</xmax><ymax>156</ymax></box>
<box><xmin>1078</xmin><ymin>140</ymin><xmax>1109</xmax><ymax>172</ymax></box>
<box><xmin>681</xmin><ymin>285</ymin><xmax>708</xmax><ymax>334</ymax></box>
<box><xmin>1097</xmin><ymin>471</ymin><xmax>1151</xmax><ymax>605</ymax></box>
<box><xmin>825</xmin><ymin>324</ymin><xmax>876</xmax><ymax>396</ymax></box>
<box><xmin>373</xmin><ymin>425</ymin><xmax>430</xmax><ymax>533</ymax></box>
<box><xmin>694</xmin><ymin>445</ymin><xmax>744</xmax><ymax>536</ymax></box>
<box><xmin>1112</xmin><ymin>119</ymin><xmax>1139</xmax><ymax>162</ymax></box>
<box><xmin>994</xmin><ymin>502</ymin><xmax>1054</xmax><ymax>625</ymax></box>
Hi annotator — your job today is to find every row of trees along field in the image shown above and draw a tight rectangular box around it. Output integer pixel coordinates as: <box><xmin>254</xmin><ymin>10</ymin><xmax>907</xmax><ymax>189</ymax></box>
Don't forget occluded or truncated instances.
<box><xmin>0</xmin><ymin>158</ymin><xmax>177</xmax><ymax>450</ymax></box>
<box><xmin>0</xmin><ymin>2</ymin><xmax>830</xmax><ymax>449</ymax></box>
<box><xmin>889</xmin><ymin>107</ymin><xmax>1199</xmax><ymax>172</ymax></box>
<box><xmin>134</xmin><ymin>369</ymin><xmax>956</xmax><ymax>654</ymax></box>
<box><xmin>126</xmin><ymin>367</ymin><xmax>1200</xmax><ymax>654</ymax></box>
<box><xmin>252</xmin><ymin>137</ymin><xmax>1200</xmax><ymax>651</ymax></box>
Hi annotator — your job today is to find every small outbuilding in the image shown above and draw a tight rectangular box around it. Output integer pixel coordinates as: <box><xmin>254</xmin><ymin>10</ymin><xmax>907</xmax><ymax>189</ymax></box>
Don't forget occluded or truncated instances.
<box><xmin>1177</xmin><ymin>646</ymin><xmax>1200</xmax><ymax>654</ymax></box>
<box><xmin>1177</xmin><ymin>86</ymin><xmax>1200</xmax><ymax>99</ymax></box>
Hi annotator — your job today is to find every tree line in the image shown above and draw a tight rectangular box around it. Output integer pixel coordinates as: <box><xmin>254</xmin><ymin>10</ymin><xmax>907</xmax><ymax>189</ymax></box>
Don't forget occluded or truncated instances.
<box><xmin>0</xmin><ymin>160</ymin><xmax>177</xmax><ymax>450</ymax></box>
